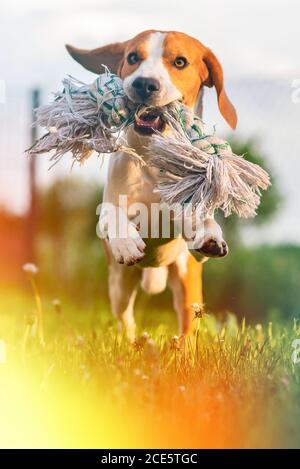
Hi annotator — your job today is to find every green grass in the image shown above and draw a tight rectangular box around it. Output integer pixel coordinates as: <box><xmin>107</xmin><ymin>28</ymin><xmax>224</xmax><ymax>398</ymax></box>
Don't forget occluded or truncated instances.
<box><xmin>1</xmin><ymin>287</ymin><xmax>300</xmax><ymax>448</ymax></box>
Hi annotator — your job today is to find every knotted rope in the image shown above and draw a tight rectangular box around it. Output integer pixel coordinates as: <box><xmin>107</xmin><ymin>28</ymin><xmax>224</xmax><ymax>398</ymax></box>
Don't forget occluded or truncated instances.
<box><xmin>27</xmin><ymin>69</ymin><xmax>271</xmax><ymax>218</ymax></box>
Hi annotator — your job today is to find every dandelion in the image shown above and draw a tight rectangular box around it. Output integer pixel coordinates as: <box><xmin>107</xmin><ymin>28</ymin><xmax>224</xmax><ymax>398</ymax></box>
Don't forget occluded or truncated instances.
<box><xmin>22</xmin><ymin>263</ymin><xmax>39</xmax><ymax>276</ymax></box>
<box><xmin>170</xmin><ymin>335</ymin><xmax>180</xmax><ymax>351</ymax></box>
<box><xmin>22</xmin><ymin>262</ymin><xmax>45</xmax><ymax>348</ymax></box>
<box><xmin>133</xmin><ymin>332</ymin><xmax>149</xmax><ymax>352</ymax></box>
<box><xmin>133</xmin><ymin>341</ymin><xmax>143</xmax><ymax>352</ymax></box>
<box><xmin>191</xmin><ymin>302</ymin><xmax>204</xmax><ymax>319</ymax></box>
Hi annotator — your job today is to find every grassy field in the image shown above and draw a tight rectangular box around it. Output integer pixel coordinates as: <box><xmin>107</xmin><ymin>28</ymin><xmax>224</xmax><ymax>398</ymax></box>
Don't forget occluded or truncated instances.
<box><xmin>1</xmin><ymin>278</ymin><xmax>300</xmax><ymax>449</ymax></box>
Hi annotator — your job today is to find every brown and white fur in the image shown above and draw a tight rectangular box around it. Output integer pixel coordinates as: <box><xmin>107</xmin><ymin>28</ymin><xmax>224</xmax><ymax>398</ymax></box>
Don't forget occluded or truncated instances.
<box><xmin>66</xmin><ymin>30</ymin><xmax>237</xmax><ymax>341</ymax></box>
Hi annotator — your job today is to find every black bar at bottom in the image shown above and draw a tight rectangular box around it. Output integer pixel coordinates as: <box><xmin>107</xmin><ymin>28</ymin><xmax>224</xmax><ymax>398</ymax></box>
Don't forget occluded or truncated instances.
<box><xmin>0</xmin><ymin>448</ymin><xmax>296</xmax><ymax>466</ymax></box>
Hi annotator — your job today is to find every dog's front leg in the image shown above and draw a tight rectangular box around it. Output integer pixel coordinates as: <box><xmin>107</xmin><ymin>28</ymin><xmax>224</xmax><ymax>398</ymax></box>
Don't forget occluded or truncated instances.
<box><xmin>183</xmin><ymin>213</ymin><xmax>228</xmax><ymax>259</ymax></box>
<box><xmin>195</xmin><ymin>216</ymin><xmax>228</xmax><ymax>258</ymax></box>
<box><xmin>99</xmin><ymin>203</ymin><xmax>146</xmax><ymax>266</ymax></box>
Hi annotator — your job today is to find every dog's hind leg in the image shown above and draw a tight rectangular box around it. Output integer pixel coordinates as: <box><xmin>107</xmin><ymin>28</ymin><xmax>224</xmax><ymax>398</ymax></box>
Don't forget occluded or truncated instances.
<box><xmin>141</xmin><ymin>267</ymin><xmax>168</xmax><ymax>295</ymax></box>
<box><xmin>108</xmin><ymin>260</ymin><xmax>142</xmax><ymax>342</ymax></box>
<box><xmin>168</xmin><ymin>248</ymin><xmax>204</xmax><ymax>336</ymax></box>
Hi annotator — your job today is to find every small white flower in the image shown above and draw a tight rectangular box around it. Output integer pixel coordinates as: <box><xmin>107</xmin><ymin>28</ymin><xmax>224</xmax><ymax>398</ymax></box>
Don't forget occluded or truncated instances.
<box><xmin>191</xmin><ymin>303</ymin><xmax>202</xmax><ymax>312</ymax></box>
<box><xmin>22</xmin><ymin>263</ymin><xmax>39</xmax><ymax>275</ymax></box>
<box><xmin>191</xmin><ymin>302</ymin><xmax>204</xmax><ymax>318</ymax></box>
<box><xmin>171</xmin><ymin>335</ymin><xmax>181</xmax><ymax>351</ymax></box>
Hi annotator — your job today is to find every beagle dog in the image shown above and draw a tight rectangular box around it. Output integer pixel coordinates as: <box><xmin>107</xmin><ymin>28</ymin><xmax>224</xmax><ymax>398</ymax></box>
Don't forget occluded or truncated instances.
<box><xmin>66</xmin><ymin>30</ymin><xmax>237</xmax><ymax>341</ymax></box>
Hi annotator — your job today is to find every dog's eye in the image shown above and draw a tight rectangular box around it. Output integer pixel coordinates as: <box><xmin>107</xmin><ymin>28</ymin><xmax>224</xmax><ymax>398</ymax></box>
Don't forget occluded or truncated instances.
<box><xmin>127</xmin><ymin>52</ymin><xmax>140</xmax><ymax>65</ymax></box>
<box><xmin>174</xmin><ymin>56</ymin><xmax>188</xmax><ymax>69</ymax></box>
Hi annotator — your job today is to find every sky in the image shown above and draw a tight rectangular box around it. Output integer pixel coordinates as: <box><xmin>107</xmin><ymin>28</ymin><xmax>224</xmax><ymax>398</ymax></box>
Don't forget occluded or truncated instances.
<box><xmin>0</xmin><ymin>0</ymin><xmax>299</xmax><ymax>243</ymax></box>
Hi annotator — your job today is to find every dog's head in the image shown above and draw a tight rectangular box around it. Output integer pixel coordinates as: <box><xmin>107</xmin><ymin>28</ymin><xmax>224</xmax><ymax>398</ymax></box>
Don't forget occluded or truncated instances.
<box><xmin>66</xmin><ymin>30</ymin><xmax>237</xmax><ymax>135</ymax></box>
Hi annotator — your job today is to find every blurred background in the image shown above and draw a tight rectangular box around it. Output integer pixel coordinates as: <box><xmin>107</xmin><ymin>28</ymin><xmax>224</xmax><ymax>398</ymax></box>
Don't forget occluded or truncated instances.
<box><xmin>0</xmin><ymin>0</ymin><xmax>299</xmax><ymax>324</ymax></box>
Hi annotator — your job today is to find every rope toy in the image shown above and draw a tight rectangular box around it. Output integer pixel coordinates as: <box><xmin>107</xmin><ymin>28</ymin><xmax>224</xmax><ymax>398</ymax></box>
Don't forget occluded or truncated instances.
<box><xmin>27</xmin><ymin>69</ymin><xmax>271</xmax><ymax>218</ymax></box>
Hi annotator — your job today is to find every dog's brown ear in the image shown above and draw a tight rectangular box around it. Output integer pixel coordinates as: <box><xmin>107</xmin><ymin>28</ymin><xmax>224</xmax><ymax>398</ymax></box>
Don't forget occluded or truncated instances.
<box><xmin>65</xmin><ymin>41</ymin><xmax>129</xmax><ymax>75</ymax></box>
<box><xmin>203</xmin><ymin>48</ymin><xmax>237</xmax><ymax>129</ymax></box>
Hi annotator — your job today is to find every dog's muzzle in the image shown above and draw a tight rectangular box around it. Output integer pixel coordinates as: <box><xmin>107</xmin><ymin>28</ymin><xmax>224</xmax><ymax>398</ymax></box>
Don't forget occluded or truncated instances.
<box><xmin>131</xmin><ymin>77</ymin><xmax>160</xmax><ymax>102</ymax></box>
<box><xmin>134</xmin><ymin>107</ymin><xmax>166</xmax><ymax>136</ymax></box>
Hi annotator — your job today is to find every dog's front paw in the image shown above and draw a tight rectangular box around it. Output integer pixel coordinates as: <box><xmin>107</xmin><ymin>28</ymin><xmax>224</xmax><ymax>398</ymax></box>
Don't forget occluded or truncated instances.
<box><xmin>110</xmin><ymin>233</ymin><xmax>146</xmax><ymax>266</ymax></box>
<box><xmin>197</xmin><ymin>235</ymin><xmax>228</xmax><ymax>258</ymax></box>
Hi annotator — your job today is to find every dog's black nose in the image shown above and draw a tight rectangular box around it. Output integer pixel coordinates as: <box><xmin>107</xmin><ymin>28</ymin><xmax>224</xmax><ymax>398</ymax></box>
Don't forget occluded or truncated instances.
<box><xmin>132</xmin><ymin>77</ymin><xmax>160</xmax><ymax>101</ymax></box>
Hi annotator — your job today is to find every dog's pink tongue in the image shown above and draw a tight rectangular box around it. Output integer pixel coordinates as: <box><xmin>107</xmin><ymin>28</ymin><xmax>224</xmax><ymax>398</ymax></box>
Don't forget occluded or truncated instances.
<box><xmin>136</xmin><ymin>115</ymin><xmax>160</xmax><ymax>129</ymax></box>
